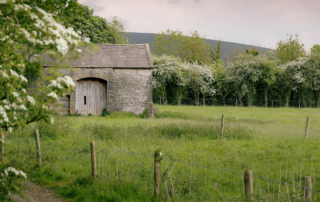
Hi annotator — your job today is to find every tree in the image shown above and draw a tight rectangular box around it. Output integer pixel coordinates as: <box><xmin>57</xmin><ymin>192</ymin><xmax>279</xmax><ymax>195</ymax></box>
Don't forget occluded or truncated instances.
<box><xmin>152</xmin><ymin>29</ymin><xmax>214</xmax><ymax>64</ymax></box>
<box><xmin>59</xmin><ymin>4</ymin><xmax>129</xmax><ymax>44</ymax></box>
<box><xmin>224</xmin><ymin>54</ymin><xmax>277</xmax><ymax>107</ymax></box>
<box><xmin>245</xmin><ymin>48</ymin><xmax>259</xmax><ymax>56</ymax></box>
<box><xmin>187</xmin><ymin>62</ymin><xmax>216</xmax><ymax>105</ymax></box>
<box><xmin>152</xmin><ymin>56</ymin><xmax>189</xmax><ymax>105</ymax></box>
<box><xmin>152</xmin><ymin>55</ymin><xmax>217</xmax><ymax>105</ymax></box>
<box><xmin>0</xmin><ymin>0</ymin><xmax>90</xmax><ymax>132</ymax></box>
<box><xmin>311</xmin><ymin>44</ymin><xmax>320</xmax><ymax>54</ymax></box>
<box><xmin>280</xmin><ymin>57</ymin><xmax>308</xmax><ymax>106</ymax></box>
<box><xmin>276</xmin><ymin>34</ymin><xmax>306</xmax><ymax>64</ymax></box>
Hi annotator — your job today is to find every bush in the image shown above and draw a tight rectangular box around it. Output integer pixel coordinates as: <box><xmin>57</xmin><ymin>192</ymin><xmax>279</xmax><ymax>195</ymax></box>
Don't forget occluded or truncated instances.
<box><xmin>101</xmin><ymin>109</ymin><xmax>111</xmax><ymax>117</ymax></box>
<box><xmin>138</xmin><ymin>109</ymin><xmax>149</xmax><ymax>118</ymax></box>
<box><xmin>35</xmin><ymin>118</ymin><xmax>72</xmax><ymax>139</ymax></box>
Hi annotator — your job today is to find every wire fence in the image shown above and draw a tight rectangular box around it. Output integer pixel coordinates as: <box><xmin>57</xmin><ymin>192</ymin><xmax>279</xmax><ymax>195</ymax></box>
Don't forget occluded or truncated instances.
<box><xmin>154</xmin><ymin>97</ymin><xmax>320</xmax><ymax>108</ymax></box>
<box><xmin>3</xmin><ymin>134</ymin><xmax>318</xmax><ymax>201</ymax></box>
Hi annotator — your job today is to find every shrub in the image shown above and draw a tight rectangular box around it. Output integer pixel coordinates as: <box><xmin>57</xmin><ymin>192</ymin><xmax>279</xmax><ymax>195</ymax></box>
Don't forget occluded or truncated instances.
<box><xmin>101</xmin><ymin>109</ymin><xmax>111</xmax><ymax>117</ymax></box>
<box><xmin>0</xmin><ymin>166</ymin><xmax>27</xmax><ymax>200</ymax></box>
<box><xmin>35</xmin><ymin>118</ymin><xmax>72</xmax><ymax>139</ymax></box>
<box><xmin>138</xmin><ymin>109</ymin><xmax>149</xmax><ymax>118</ymax></box>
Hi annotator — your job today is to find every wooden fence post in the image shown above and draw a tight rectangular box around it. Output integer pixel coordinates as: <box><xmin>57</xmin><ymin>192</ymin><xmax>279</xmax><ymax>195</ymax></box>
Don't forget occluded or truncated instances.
<box><xmin>90</xmin><ymin>142</ymin><xmax>97</xmax><ymax>180</ymax></box>
<box><xmin>244</xmin><ymin>170</ymin><xmax>253</xmax><ymax>201</ymax></box>
<box><xmin>35</xmin><ymin>129</ymin><xmax>42</xmax><ymax>165</ymax></box>
<box><xmin>303</xmin><ymin>176</ymin><xmax>312</xmax><ymax>202</ymax></box>
<box><xmin>154</xmin><ymin>150</ymin><xmax>160</xmax><ymax>197</ymax></box>
<box><xmin>305</xmin><ymin>116</ymin><xmax>310</xmax><ymax>139</ymax></box>
<box><xmin>221</xmin><ymin>114</ymin><xmax>225</xmax><ymax>138</ymax></box>
<box><xmin>1</xmin><ymin>131</ymin><xmax>4</xmax><ymax>158</ymax></box>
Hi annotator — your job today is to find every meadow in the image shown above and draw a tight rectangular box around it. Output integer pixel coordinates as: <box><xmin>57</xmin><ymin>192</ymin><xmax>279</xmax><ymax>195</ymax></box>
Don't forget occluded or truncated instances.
<box><xmin>4</xmin><ymin>105</ymin><xmax>320</xmax><ymax>201</ymax></box>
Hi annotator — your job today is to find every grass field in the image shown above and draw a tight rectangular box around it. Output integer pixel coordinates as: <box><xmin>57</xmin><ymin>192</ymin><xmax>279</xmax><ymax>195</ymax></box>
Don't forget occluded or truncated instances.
<box><xmin>4</xmin><ymin>105</ymin><xmax>320</xmax><ymax>201</ymax></box>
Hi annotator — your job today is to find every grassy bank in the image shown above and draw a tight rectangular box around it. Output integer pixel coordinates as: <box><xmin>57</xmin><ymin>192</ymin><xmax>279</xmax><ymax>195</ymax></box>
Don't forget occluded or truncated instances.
<box><xmin>4</xmin><ymin>106</ymin><xmax>320</xmax><ymax>201</ymax></box>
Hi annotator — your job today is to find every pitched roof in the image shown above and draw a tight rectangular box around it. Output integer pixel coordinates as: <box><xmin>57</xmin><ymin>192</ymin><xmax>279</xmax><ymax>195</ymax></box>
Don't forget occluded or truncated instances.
<box><xmin>44</xmin><ymin>44</ymin><xmax>153</xmax><ymax>69</ymax></box>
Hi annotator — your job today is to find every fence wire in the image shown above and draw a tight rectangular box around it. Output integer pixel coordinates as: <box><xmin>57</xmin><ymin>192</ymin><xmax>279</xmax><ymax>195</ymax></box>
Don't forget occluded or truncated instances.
<box><xmin>3</xmin><ymin>137</ymin><xmax>319</xmax><ymax>201</ymax></box>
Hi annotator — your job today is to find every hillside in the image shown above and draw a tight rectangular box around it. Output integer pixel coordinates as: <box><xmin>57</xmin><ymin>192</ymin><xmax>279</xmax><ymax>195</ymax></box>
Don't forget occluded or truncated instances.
<box><xmin>128</xmin><ymin>32</ymin><xmax>274</xmax><ymax>62</ymax></box>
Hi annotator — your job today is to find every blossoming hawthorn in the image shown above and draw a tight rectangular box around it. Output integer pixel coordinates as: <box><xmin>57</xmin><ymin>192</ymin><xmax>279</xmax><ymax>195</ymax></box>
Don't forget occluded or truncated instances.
<box><xmin>0</xmin><ymin>0</ymin><xmax>91</xmax><ymax>131</ymax></box>
<box><xmin>152</xmin><ymin>55</ymin><xmax>216</xmax><ymax>105</ymax></box>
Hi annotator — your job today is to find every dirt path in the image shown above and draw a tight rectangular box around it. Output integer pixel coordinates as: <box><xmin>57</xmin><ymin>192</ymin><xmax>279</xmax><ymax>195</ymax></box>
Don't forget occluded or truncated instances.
<box><xmin>11</xmin><ymin>181</ymin><xmax>66</xmax><ymax>202</ymax></box>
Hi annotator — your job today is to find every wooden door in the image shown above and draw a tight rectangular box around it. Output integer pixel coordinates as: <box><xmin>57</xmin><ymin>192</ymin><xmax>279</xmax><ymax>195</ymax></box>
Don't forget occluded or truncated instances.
<box><xmin>59</xmin><ymin>95</ymin><xmax>70</xmax><ymax>116</ymax></box>
<box><xmin>75</xmin><ymin>78</ymin><xmax>107</xmax><ymax>116</ymax></box>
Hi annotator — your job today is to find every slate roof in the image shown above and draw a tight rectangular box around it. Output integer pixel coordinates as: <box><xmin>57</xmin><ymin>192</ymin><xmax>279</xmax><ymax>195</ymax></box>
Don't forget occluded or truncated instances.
<box><xmin>44</xmin><ymin>44</ymin><xmax>153</xmax><ymax>69</ymax></box>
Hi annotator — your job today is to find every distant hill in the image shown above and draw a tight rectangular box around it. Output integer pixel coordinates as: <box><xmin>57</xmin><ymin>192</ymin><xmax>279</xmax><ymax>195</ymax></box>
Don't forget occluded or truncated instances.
<box><xmin>127</xmin><ymin>32</ymin><xmax>274</xmax><ymax>62</ymax></box>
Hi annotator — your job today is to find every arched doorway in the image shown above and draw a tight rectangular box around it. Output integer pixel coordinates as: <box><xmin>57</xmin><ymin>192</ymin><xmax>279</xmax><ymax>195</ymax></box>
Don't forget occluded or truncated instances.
<box><xmin>75</xmin><ymin>78</ymin><xmax>107</xmax><ymax>116</ymax></box>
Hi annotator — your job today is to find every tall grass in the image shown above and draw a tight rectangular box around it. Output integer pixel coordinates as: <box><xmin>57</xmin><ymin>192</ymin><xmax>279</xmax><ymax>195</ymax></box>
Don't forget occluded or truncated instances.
<box><xmin>3</xmin><ymin>106</ymin><xmax>320</xmax><ymax>201</ymax></box>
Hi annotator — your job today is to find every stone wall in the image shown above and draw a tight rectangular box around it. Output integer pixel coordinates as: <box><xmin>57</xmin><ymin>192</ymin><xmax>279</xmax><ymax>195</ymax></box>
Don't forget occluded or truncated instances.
<box><xmin>109</xmin><ymin>69</ymin><xmax>153</xmax><ymax>114</ymax></box>
<box><xmin>49</xmin><ymin>67</ymin><xmax>153</xmax><ymax>115</ymax></box>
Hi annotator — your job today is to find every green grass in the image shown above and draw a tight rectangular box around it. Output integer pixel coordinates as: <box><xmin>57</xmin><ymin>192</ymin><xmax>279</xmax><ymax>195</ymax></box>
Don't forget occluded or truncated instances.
<box><xmin>3</xmin><ymin>105</ymin><xmax>320</xmax><ymax>201</ymax></box>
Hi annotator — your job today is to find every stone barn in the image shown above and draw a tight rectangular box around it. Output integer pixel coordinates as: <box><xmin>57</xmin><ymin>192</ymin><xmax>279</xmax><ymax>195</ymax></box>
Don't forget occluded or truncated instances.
<box><xmin>44</xmin><ymin>44</ymin><xmax>154</xmax><ymax>116</ymax></box>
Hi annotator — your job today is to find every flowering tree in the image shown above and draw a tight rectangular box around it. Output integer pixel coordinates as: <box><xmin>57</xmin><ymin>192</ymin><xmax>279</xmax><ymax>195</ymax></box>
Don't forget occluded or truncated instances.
<box><xmin>153</xmin><ymin>55</ymin><xmax>216</xmax><ymax>105</ymax></box>
<box><xmin>153</xmin><ymin>56</ymin><xmax>189</xmax><ymax>105</ymax></box>
<box><xmin>187</xmin><ymin>62</ymin><xmax>216</xmax><ymax>105</ymax></box>
<box><xmin>0</xmin><ymin>0</ymin><xmax>90</xmax><ymax>132</ymax></box>
<box><xmin>224</xmin><ymin>54</ymin><xmax>277</xmax><ymax>106</ymax></box>
<box><xmin>280</xmin><ymin>57</ymin><xmax>308</xmax><ymax>106</ymax></box>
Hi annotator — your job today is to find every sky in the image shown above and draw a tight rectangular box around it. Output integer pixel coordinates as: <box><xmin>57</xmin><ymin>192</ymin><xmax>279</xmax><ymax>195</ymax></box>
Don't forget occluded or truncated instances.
<box><xmin>78</xmin><ymin>0</ymin><xmax>320</xmax><ymax>50</ymax></box>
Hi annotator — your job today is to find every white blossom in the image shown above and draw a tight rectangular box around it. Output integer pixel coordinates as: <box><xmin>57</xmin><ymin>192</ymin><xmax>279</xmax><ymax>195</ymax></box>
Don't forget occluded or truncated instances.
<box><xmin>20</xmin><ymin>75</ymin><xmax>28</xmax><ymax>82</ymax></box>
<box><xmin>0</xmin><ymin>0</ymin><xmax>8</xmax><ymax>4</ymax></box>
<box><xmin>26</xmin><ymin>95</ymin><xmax>35</xmax><ymax>105</ymax></box>
<box><xmin>0</xmin><ymin>70</ymin><xmax>9</xmax><ymax>78</ymax></box>
<box><xmin>0</xmin><ymin>106</ymin><xmax>9</xmax><ymax>123</ymax></box>
<box><xmin>21</xmin><ymin>89</ymin><xmax>26</xmax><ymax>93</ymax></box>
<box><xmin>19</xmin><ymin>105</ymin><xmax>27</xmax><ymax>110</ymax></box>
<box><xmin>47</xmin><ymin>92</ymin><xmax>58</xmax><ymax>100</ymax></box>
<box><xmin>3</xmin><ymin>167</ymin><xmax>27</xmax><ymax>179</ymax></box>
<box><xmin>12</xmin><ymin>92</ymin><xmax>19</xmax><ymax>98</ymax></box>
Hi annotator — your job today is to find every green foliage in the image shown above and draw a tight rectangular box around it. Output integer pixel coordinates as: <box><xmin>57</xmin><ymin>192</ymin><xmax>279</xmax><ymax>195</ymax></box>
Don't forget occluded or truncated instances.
<box><xmin>152</xmin><ymin>29</ymin><xmax>216</xmax><ymax>64</ymax></box>
<box><xmin>276</xmin><ymin>34</ymin><xmax>306</xmax><ymax>64</ymax></box>
<box><xmin>101</xmin><ymin>109</ymin><xmax>110</xmax><ymax>117</ymax></box>
<box><xmin>70</xmin><ymin>110</ymin><xmax>82</xmax><ymax>116</ymax></box>
<box><xmin>245</xmin><ymin>48</ymin><xmax>260</xmax><ymax>56</ymax></box>
<box><xmin>311</xmin><ymin>44</ymin><xmax>320</xmax><ymax>54</ymax></box>
<box><xmin>138</xmin><ymin>109</ymin><xmax>148</xmax><ymax>118</ymax></box>
<box><xmin>0</xmin><ymin>0</ymin><xmax>91</xmax><ymax>131</ymax></box>
<box><xmin>0</xmin><ymin>165</ymin><xmax>27</xmax><ymax>200</ymax></box>
<box><xmin>35</xmin><ymin>118</ymin><xmax>72</xmax><ymax>139</ymax></box>
<box><xmin>60</xmin><ymin>4</ymin><xmax>129</xmax><ymax>44</ymax></box>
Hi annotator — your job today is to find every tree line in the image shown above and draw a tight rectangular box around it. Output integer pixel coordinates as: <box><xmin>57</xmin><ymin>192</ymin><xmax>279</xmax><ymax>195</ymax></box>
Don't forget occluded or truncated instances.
<box><xmin>152</xmin><ymin>32</ymin><xmax>320</xmax><ymax>107</ymax></box>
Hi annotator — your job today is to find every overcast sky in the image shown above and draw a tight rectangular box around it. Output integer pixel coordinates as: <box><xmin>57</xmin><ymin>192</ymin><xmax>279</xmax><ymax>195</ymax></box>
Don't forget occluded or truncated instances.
<box><xmin>78</xmin><ymin>0</ymin><xmax>320</xmax><ymax>50</ymax></box>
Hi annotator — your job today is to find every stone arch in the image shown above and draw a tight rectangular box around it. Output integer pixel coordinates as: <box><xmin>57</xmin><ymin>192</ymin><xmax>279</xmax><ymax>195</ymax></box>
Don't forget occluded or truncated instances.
<box><xmin>73</xmin><ymin>73</ymin><xmax>110</xmax><ymax>82</ymax></box>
